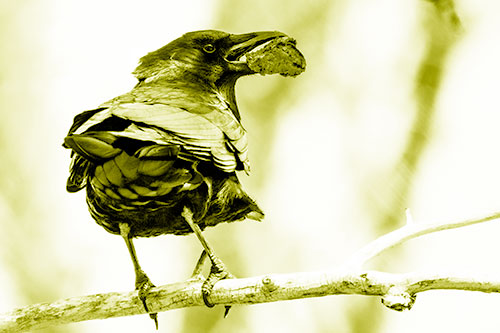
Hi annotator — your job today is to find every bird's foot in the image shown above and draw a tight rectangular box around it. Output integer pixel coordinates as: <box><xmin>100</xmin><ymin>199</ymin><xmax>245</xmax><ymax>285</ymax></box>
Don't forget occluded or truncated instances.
<box><xmin>202</xmin><ymin>256</ymin><xmax>234</xmax><ymax>317</ymax></box>
<box><xmin>135</xmin><ymin>269</ymin><xmax>159</xmax><ymax>329</ymax></box>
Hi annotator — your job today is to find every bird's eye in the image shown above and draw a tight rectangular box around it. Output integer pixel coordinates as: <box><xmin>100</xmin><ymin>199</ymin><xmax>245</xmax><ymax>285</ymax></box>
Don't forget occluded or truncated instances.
<box><xmin>203</xmin><ymin>44</ymin><xmax>216</xmax><ymax>53</ymax></box>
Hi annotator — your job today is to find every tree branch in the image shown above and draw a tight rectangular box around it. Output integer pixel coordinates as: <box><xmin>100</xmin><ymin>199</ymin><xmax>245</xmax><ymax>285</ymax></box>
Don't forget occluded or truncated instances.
<box><xmin>2</xmin><ymin>210</ymin><xmax>500</xmax><ymax>331</ymax></box>
<box><xmin>346</xmin><ymin>210</ymin><xmax>500</xmax><ymax>268</ymax></box>
<box><xmin>2</xmin><ymin>269</ymin><xmax>500</xmax><ymax>332</ymax></box>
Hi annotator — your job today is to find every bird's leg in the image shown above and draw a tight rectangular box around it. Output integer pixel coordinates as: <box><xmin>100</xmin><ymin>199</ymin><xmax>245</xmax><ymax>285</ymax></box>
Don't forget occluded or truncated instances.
<box><xmin>190</xmin><ymin>250</ymin><xmax>208</xmax><ymax>278</ymax></box>
<box><xmin>119</xmin><ymin>223</ymin><xmax>158</xmax><ymax>329</ymax></box>
<box><xmin>182</xmin><ymin>207</ymin><xmax>234</xmax><ymax>313</ymax></box>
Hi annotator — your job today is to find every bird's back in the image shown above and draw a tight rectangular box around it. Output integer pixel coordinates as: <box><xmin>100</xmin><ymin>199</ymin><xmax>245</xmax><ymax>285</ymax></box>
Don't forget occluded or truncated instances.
<box><xmin>64</xmin><ymin>87</ymin><xmax>263</xmax><ymax>238</ymax></box>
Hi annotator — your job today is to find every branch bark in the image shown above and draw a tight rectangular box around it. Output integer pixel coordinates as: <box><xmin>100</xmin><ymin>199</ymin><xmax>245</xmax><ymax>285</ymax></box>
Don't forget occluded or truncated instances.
<box><xmin>3</xmin><ymin>269</ymin><xmax>500</xmax><ymax>332</ymax></box>
<box><xmin>2</xmin><ymin>210</ymin><xmax>500</xmax><ymax>332</ymax></box>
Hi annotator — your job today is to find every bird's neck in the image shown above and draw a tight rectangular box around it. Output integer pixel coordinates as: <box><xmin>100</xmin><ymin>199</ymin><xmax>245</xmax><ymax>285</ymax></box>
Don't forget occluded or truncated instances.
<box><xmin>216</xmin><ymin>74</ymin><xmax>241</xmax><ymax>121</ymax></box>
<box><xmin>135</xmin><ymin>74</ymin><xmax>242</xmax><ymax>122</ymax></box>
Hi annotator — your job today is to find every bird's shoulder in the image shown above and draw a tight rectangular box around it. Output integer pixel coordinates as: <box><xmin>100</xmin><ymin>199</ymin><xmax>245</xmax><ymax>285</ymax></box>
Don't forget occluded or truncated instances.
<box><xmin>67</xmin><ymin>85</ymin><xmax>249</xmax><ymax>172</ymax></box>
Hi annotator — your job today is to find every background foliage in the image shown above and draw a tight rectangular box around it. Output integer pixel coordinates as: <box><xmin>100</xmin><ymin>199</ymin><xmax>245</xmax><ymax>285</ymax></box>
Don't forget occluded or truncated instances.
<box><xmin>1</xmin><ymin>0</ymin><xmax>500</xmax><ymax>332</ymax></box>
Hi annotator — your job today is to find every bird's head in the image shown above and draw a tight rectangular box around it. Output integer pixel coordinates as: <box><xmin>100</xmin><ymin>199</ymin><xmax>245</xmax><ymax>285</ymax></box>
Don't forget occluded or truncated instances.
<box><xmin>132</xmin><ymin>30</ymin><xmax>287</xmax><ymax>119</ymax></box>
<box><xmin>133</xmin><ymin>30</ymin><xmax>286</xmax><ymax>85</ymax></box>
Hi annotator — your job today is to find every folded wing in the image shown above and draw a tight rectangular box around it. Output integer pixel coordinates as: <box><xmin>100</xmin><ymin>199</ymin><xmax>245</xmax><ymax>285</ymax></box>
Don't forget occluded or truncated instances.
<box><xmin>64</xmin><ymin>101</ymin><xmax>249</xmax><ymax>193</ymax></box>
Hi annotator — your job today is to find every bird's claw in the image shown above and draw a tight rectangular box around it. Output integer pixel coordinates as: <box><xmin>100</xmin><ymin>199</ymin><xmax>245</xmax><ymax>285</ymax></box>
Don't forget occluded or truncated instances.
<box><xmin>136</xmin><ymin>269</ymin><xmax>159</xmax><ymax>329</ymax></box>
<box><xmin>202</xmin><ymin>257</ymin><xmax>235</xmax><ymax>316</ymax></box>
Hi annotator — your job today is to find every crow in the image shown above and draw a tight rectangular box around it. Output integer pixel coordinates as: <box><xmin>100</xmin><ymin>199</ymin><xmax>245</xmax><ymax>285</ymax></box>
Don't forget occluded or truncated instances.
<box><xmin>64</xmin><ymin>30</ymin><xmax>289</xmax><ymax>327</ymax></box>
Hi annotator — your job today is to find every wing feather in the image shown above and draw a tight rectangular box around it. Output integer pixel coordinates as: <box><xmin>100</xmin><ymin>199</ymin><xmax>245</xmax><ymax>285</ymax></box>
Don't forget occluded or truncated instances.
<box><xmin>66</xmin><ymin>101</ymin><xmax>248</xmax><ymax>172</ymax></box>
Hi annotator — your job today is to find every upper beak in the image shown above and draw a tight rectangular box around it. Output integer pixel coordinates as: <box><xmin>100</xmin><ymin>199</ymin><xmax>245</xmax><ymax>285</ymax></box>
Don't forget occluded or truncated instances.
<box><xmin>225</xmin><ymin>31</ymin><xmax>287</xmax><ymax>72</ymax></box>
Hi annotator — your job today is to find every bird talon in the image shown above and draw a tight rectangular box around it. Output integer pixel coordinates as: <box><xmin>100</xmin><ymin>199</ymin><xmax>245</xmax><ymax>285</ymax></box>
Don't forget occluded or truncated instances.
<box><xmin>137</xmin><ymin>274</ymin><xmax>155</xmax><ymax>310</ymax></box>
<box><xmin>224</xmin><ymin>306</ymin><xmax>231</xmax><ymax>318</ymax></box>
<box><xmin>149</xmin><ymin>313</ymin><xmax>159</xmax><ymax>330</ymax></box>
<box><xmin>201</xmin><ymin>259</ymin><xmax>235</xmax><ymax>310</ymax></box>
<box><xmin>202</xmin><ymin>289</ymin><xmax>216</xmax><ymax>308</ymax></box>
<box><xmin>135</xmin><ymin>269</ymin><xmax>159</xmax><ymax>329</ymax></box>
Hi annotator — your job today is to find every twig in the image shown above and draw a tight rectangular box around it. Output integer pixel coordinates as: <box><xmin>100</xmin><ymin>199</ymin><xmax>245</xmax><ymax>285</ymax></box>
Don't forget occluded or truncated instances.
<box><xmin>346</xmin><ymin>210</ymin><xmax>500</xmax><ymax>268</ymax></box>
<box><xmin>2</xmin><ymin>270</ymin><xmax>500</xmax><ymax>332</ymax></box>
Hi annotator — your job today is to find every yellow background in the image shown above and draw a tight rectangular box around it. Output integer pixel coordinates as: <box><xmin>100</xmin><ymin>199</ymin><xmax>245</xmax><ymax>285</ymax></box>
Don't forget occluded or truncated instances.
<box><xmin>1</xmin><ymin>0</ymin><xmax>500</xmax><ymax>332</ymax></box>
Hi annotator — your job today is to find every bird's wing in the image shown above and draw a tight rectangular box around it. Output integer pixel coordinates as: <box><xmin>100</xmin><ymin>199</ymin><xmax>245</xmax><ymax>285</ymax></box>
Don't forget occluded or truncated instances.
<box><xmin>66</xmin><ymin>102</ymin><xmax>248</xmax><ymax>172</ymax></box>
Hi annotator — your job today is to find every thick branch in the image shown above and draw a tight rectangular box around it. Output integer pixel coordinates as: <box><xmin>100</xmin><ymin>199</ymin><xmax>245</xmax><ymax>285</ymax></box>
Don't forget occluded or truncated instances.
<box><xmin>2</xmin><ymin>270</ymin><xmax>500</xmax><ymax>332</ymax></box>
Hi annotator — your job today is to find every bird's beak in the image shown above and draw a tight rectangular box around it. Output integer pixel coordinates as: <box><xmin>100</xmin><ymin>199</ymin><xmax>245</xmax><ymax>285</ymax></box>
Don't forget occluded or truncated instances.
<box><xmin>225</xmin><ymin>31</ymin><xmax>287</xmax><ymax>73</ymax></box>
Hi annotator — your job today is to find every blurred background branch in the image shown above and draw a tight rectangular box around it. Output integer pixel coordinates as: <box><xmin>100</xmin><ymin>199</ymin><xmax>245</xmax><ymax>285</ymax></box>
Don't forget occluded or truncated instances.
<box><xmin>380</xmin><ymin>0</ymin><xmax>462</xmax><ymax>231</ymax></box>
<box><xmin>351</xmin><ymin>1</ymin><xmax>462</xmax><ymax>330</ymax></box>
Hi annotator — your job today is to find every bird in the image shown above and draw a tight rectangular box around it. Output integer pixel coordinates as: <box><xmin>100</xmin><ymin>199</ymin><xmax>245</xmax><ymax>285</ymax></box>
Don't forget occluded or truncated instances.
<box><xmin>63</xmin><ymin>30</ymin><xmax>288</xmax><ymax>327</ymax></box>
